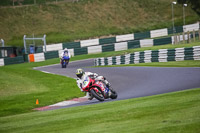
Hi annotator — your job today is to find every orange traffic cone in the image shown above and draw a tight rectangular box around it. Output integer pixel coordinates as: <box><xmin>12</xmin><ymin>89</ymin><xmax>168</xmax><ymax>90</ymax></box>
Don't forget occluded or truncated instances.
<box><xmin>36</xmin><ymin>99</ymin><xmax>39</xmax><ymax>105</ymax></box>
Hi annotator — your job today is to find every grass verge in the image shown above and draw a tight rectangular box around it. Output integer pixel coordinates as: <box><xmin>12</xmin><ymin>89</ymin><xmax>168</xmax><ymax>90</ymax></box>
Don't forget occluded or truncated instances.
<box><xmin>0</xmin><ymin>62</ymin><xmax>83</xmax><ymax>117</ymax></box>
<box><xmin>0</xmin><ymin>88</ymin><xmax>200</xmax><ymax>133</ymax></box>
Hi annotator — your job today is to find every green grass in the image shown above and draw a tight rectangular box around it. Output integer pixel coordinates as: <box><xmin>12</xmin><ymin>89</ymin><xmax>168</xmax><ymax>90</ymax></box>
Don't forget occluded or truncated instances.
<box><xmin>1</xmin><ymin>0</ymin><xmax>199</xmax><ymax>131</ymax></box>
<box><xmin>0</xmin><ymin>0</ymin><xmax>199</xmax><ymax>46</ymax></box>
<box><xmin>0</xmin><ymin>40</ymin><xmax>200</xmax><ymax>132</ymax></box>
<box><xmin>0</xmin><ymin>62</ymin><xmax>84</xmax><ymax>117</ymax></box>
<box><xmin>0</xmin><ymin>42</ymin><xmax>200</xmax><ymax>117</ymax></box>
<box><xmin>0</xmin><ymin>88</ymin><xmax>199</xmax><ymax>133</ymax></box>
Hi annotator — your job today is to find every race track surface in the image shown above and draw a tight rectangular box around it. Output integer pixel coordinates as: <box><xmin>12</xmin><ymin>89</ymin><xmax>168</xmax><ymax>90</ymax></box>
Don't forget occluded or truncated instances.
<box><xmin>34</xmin><ymin>59</ymin><xmax>200</xmax><ymax>109</ymax></box>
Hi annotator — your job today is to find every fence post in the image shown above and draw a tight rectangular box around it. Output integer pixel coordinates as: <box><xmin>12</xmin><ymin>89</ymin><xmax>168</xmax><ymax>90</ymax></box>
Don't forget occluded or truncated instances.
<box><xmin>199</xmin><ymin>29</ymin><xmax>200</xmax><ymax>40</ymax></box>
<box><xmin>183</xmin><ymin>32</ymin><xmax>185</xmax><ymax>44</ymax></box>
<box><xmin>43</xmin><ymin>34</ymin><xmax>47</xmax><ymax>53</ymax></box>
<box><xmin>174</xmin><ymin>34</ymin><xmax>177</xmax><ymax>44</ymax></box>
<box><xmin>173</xmin><ymin>35</ymin><xmax>176</xmax><ymax>45</ymax></box>
<box><xmin>178</xmin><ymin>33</ymin><xmax>181</xmax><ymax>44</ymax></box>
<box><xmin>1</xmin><ymin>39</ymin><xmax>4</xmax><ymax>47</ymax></box>
<box><xmin>187</xmin><ymin>31</ymin><xmax>190</xmax><ymax>43</ymax></box>
<box><xmin>23</xmin><ymin>35</ymin><xmax>27</xmax><ymax>54</ymax></box>
<box><xmin>177</xmin><ymin>34</ymin><xmax>179</xmax><ymax>44</ymax></box>
<box><xmin>193</xmin><ymin>30</ymin><xmax>195</xmax><ymax>42</ymax></box>
<box><xmin>175</xmin><ymin>34</ymin><xmax>178</xmax><ymax>44</ymax></box>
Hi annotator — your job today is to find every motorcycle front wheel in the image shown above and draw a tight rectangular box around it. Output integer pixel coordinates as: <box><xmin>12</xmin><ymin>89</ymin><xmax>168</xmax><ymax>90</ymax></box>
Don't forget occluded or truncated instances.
<box><xmin>61</xmin><ymin>61</ymin><xmax>67</xmax><ymax>68</ymax></box>
<box><xmin>90</xmin><ymin>88</ymin><xmax>104</xmax><ymax>101</ymax></box>
<box><xmin>110</xmin><ymin>87</ymin><xmax>118</xmax><ymax>99</ymax></box>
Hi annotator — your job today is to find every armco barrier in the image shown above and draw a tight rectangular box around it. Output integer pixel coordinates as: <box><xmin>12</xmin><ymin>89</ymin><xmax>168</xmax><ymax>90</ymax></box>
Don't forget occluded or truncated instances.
<box><xmin>32</xmin><ymin>53</ymin><xmax>45</xmax><ymax>62</ymax></box>
<box><xmin>61</xmin><ymin>22</ymin><xmax>199</xmax><ymax>50</ymax></box>
<box><xmin>0</xmin><ymin>22</ymin><xmax>199</xmax><ymax>66</ymax></box>
<box><xmin>63</xmin><ymin>42</ymin><xmax>80</xmax><ymax>49</ymax></box>
<box><xmin>150</xmin><ymin>28</ymin><xmax>168</xmax><ymax>38</ymax></box>
<box><xmin>99</xmin><ymin>37</ymin><xmax>116</xmax><ymax>45</ymax></box>
<box><xmin>80</xmin><ymin>39</ymin><xmax>99</xmax><ymax>47</ymax></box>
<box><xmin>116</xmin><ymin>34</ymin><xmax>134</xmax><ymax>42</ymax></box>
<box><xmin>153</xmin><ymin>37</ymin><xmax>172</xmax><ymax>46</ymax></box>
<box><xmin>44</xmin><ymin>51</ymin><xmax>59</xmax><ymax>60</ymax></box>
<box><xmin>24</xmin><ymin>22</ymin><xmax>198</xmax><ymax>53</ymax></box>
<box><xmin>134</xmin><ymin>31</ymin><xmax>150</xmax><ymax>40</ymax></box>
<box><xmin>13</xmin><ymin>33</ymin><xmax>196</xmax><ymax>64</ymax></box>
<box><xmin>128</xmin><ymin>40</ymin><xmax>140</xmax><ymax>49</ymax></box>
<box><xmin>3</xmin><ymin>56</ymin><xmax>24</xmax><ymax>65</ymax></box>
<box><xmin>71</xmin><ymin>36</ymin><xmax>184</xmax><ymax>56</ymax></box>
<box><xmin>94</xmin><ymin>46</ymin><xmax>200</xmax><ymax>66</ymax></box>
<box><xmin>102</xmin><ymin>44</ymin><xmax>115</xmax><ymax>52</ymax></box>
<box><xmin>183</xmin><ymin>23</ymin><xmax>200</xmax><ymax>32</ymax></box>
<box><xmin>0</xmin><ymin>34</ymin><xmax>197</xmax><ymax>66</ymax></box>
<box><xmin>74</xmin><ymin>47</ymin><xmax>88</xmax><ymax>56</ymax></box>
<box><xmin>43</xmin><ymin>43</ymin><xmax>62</xmax><ymax>52</ymax></box>
<box><xmin>0</xmin><ymin>58</ymin><xmax>4</xmax><ymax>66</ymax></box>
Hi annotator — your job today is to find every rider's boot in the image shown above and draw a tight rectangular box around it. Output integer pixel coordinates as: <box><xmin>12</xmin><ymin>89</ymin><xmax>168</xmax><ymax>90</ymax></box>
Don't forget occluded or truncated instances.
<box><xmin>104</xmin><ymin>80</ymin><xmax>112</xmax><ymax>97</ymax></box>
<box><xmin>104</xmin><ymin>79</ymin><xmax>110</xmax><ymax>88</ymax></box>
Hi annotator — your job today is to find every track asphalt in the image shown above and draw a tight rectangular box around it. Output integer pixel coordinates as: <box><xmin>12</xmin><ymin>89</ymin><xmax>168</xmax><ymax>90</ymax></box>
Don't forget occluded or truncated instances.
<box><xmin>34</xmin><ymin>59</ymin><xmax>200</xmax><ymax>110</ymax></box>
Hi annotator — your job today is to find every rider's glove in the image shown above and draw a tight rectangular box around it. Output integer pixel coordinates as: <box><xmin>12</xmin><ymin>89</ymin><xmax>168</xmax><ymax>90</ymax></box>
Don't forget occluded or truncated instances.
<box><xmin>107</xmin><ymin>82</ymin><xmax>111</xmax><ymax>86</ymax></box>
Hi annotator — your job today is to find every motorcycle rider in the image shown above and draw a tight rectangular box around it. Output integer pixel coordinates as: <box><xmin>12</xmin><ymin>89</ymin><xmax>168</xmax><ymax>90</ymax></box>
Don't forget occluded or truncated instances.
<box><xmin>60</xmin><ymin>48</ymin><xmax>71</xmax><ymax>65</ymax></box>
<box><xmin>76</xmin><ymin>68</ymin><xmax>111</xmax><ymax>100</ymax></box>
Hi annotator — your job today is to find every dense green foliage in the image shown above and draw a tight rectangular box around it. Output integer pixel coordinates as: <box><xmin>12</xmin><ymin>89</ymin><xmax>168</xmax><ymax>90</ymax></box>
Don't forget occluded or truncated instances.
<box><xmin>178</xmin><ymin>0</ymin><xmax>200</xmax><ymax>15</ymax></box>
<box><xmin>0</xmin><ymin>0</ymin><xmax>199</xmax><ymax>46</ymax></box>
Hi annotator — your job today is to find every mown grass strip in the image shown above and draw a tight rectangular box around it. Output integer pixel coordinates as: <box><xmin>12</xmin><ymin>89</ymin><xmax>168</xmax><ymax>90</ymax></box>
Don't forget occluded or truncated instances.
<box><xmin>0</xmin><ymin>88</ymin><xmax>199</xmax><ymax>133</ymax></box>
<box><xmin>0</xmin><ymin>62</ymin><xmax>84</xmax><ymax>117</ymax></box>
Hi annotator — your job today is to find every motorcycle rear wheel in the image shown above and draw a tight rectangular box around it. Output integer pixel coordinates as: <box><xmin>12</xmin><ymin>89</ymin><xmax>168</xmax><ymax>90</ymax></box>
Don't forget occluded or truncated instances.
<box><xmin>90</xmin><ymin>88</ymin><xmax>104</xmax><ymax>101</ymax></box>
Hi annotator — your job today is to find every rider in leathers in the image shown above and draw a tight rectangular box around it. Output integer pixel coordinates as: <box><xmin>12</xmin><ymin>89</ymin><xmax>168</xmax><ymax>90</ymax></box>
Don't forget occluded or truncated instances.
<box><xmin>76</xmin><ymin>68</ymin><xmax>111</xmax><ymax>100</ymax></box>
<box><xmin>60</xmin><ymin>48</ymin><xmax>71</xmax><ymax>64</ymax></box>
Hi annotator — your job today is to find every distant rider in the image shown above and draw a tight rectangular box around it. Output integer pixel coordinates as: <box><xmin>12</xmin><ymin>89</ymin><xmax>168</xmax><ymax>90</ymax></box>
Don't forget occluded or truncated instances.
<box><xmin>60</xmin><ymin>48</ymin><xmax>71</xmax><ymax>65</ymax></box>
<box><xmin>76</xmin><ymin>68</ymin><xmax>111</xmax><ymax>100</ymax></box>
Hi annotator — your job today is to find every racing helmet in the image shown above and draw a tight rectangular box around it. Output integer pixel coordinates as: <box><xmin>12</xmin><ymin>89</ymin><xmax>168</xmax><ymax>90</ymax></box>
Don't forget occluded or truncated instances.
<box><xmin>64</xmin><ymin>48</ymin><xmax>68</xmax><ymax>53</ymax></box>
<box><xmin>76</xmin><ymin>68</ymin><xmax>84</xmax><ymax>78</ymax></box>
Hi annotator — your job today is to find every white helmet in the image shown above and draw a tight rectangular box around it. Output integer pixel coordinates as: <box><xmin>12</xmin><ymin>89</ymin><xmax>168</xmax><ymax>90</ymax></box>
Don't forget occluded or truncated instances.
<box><xmin>76</xmin><ymin>68</ymin><xmax>85</xmax><ymax>78</ymax></box>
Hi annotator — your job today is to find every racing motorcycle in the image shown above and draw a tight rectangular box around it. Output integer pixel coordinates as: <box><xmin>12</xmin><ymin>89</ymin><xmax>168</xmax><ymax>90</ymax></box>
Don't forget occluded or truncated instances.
<box><xmin>61</xmin><ymin>56</ymin><xmax>70</xmax><ymax>68</ymax></box>
<box><xmin>82</xmin><ymin>76</ymin><xmax>117</xmax><ymax>101</ymax></box>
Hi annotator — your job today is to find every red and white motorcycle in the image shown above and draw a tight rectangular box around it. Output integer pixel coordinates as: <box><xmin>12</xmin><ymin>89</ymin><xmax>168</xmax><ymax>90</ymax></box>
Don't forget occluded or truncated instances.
<box><xmin>82</xmin><ymin>76</ymin><xmax>117</xmax><ymax>101</ymax></box>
